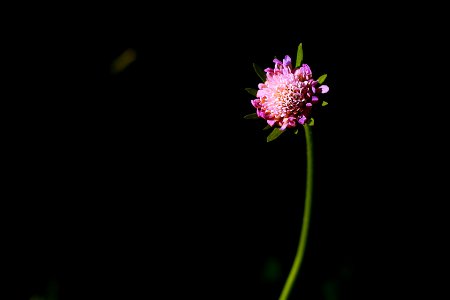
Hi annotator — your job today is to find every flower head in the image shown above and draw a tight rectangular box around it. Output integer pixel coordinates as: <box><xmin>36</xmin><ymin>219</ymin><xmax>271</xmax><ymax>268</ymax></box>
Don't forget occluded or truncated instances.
<box><xmin>251</xmin><ymin>55</ymin><xmax>329</xmax><ymax>130</ymax></box>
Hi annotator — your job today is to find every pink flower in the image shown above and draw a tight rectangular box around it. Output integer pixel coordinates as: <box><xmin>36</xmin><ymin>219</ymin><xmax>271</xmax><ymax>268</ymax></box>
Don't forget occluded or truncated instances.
<box><xmin>251</xmin><ymin>55</ymin><xmax>329</xmax><ymax>130</ymax></box>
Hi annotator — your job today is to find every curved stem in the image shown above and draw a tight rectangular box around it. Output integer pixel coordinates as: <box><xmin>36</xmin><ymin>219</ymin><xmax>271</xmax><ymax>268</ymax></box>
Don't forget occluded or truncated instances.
<box><xmin>278</xmin><ymin>124</ymin><xmax>314</xmax><ymax>300</ymax></box>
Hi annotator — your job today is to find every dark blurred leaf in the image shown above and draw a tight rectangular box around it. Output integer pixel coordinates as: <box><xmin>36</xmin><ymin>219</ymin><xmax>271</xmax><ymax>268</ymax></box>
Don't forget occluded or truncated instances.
<box><xmin>263</xmin><ymin>124</ymin><xmax>271</xmax><ymax>130</ymax></box>
<box><xmin>111</xmin><ymin>48</ymin><xmax>137</xmax><ymax>74</ymax></box>
<box><xmin>323</xmin><ymin>280</ymin><xmax>339</xmax><ymax>300</ymax></box>
<box><xmin>262</xmin><ymin>257</ymin><xmax>282</xmax><ymax>282</ymax></box>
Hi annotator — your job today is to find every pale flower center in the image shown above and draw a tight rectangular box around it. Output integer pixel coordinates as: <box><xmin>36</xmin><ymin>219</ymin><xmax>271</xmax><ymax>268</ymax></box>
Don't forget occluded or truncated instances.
<box><xmin>273</xmin><ymin>83</ymin><xmax>303</xmax><ymax>118</ymax></box>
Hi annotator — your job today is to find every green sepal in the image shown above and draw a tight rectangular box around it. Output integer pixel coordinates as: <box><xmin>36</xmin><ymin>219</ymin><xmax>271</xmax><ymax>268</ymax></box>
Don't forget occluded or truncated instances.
<box><xmin>243</xmin><ymin>113</ymin><xmax>258</xmax><ymax>119</ymax></box>
<box><xmin>317</xmin><ymin>74</ymin><xmax>327</xmax><ymax>84</ymax></box>
<box><xmin>295</xmin><ymin>43</ymin><xmax>303</xmax><ymax>68</ymax></box>
<box><xmin>267</xmin><ymin>127</ymin><xmax>284</xmax><ymax>142</ymax></box>
<box><xmin>245</xmin><ymin>88</ymin><xmax>258</xmax><ymax>96</ymax></box>
<box><xmin>253</xmin><ymin>63</ymin><xmax>266</xmax><ymax>82</ymax></box>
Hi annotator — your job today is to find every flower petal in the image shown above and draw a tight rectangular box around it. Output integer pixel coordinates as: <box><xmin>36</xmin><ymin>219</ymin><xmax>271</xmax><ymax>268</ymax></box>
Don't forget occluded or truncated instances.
<box><xmin>319</xmin><ymin>85</ymin><xmax>329</xmax><ymax>93</ymax></box>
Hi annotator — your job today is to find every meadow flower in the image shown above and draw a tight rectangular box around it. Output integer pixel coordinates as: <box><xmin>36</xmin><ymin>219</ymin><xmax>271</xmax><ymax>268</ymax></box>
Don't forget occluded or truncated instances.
<box><xmin>245</xmin><ymin>43</ymin><xmax>330</xmax><ymax>300</ymax></box>
<box><xmin>251</xmin><ymin>55</ymin><xmax>329</xmax><ymax>130</ymax></box>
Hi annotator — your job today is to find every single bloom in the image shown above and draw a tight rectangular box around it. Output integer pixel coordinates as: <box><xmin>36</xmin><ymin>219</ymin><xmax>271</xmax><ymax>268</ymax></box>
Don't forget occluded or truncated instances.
<box><xmin>251</xmin><ymin>55</ymin><xmax>329</xmax><ymax>130</ymax></box>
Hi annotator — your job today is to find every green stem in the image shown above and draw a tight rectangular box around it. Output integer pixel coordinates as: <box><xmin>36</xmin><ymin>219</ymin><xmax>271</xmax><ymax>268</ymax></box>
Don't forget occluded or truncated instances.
<box><xmin>278</xmin><ymin>124</ymin><xmax>314</xmax><ymax>300</ymax></box>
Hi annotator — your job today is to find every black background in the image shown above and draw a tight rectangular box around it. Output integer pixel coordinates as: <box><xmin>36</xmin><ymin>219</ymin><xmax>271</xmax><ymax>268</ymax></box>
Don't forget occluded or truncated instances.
<box><xmin>5</xmin><ymin>3</ymin><xmax>448</xmax><ymax>300</ymax></box>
